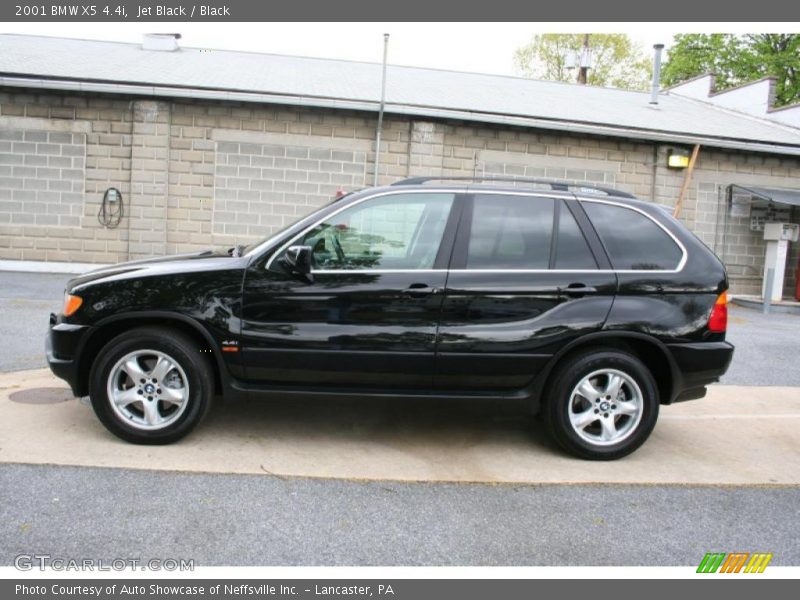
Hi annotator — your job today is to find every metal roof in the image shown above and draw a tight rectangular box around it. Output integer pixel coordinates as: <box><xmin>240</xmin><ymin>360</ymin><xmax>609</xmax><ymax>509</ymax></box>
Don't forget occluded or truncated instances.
<box><xmin>731</xmin><ymin>185</ymin><xmax>800</xmax><ymax>207</ymax></box>
<box><xmin>2</xmin><ymin>34</ymin><xmax>800</xmax><ymax>156</ymax></box>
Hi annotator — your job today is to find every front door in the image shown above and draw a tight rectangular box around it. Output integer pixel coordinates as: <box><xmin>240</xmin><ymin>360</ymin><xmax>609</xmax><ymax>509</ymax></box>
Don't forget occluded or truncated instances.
<box><xmin>435</xmin><ymin>192</ymin><xmax>617</xmax><ymax>391</ymax></box>
<box><xmin>240</xmin><ymin>191</ymin><xmax>459</xmax><ymax>388</ymax></box>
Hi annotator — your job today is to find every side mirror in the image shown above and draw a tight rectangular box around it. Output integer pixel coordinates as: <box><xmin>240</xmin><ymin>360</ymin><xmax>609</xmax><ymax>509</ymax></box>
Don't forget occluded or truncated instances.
<box><xmin>278</xmin><ymin>245</ymin><xmax>314</xmax><ymax>281</ymax></box>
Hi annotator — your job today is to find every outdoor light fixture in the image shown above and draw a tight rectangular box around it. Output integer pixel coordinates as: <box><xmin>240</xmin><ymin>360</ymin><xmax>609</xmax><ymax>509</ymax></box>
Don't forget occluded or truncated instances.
<box><xmin>667</xmin><ymin>148</ymin><xmax>691</xmax><ymax>169</ymax></box>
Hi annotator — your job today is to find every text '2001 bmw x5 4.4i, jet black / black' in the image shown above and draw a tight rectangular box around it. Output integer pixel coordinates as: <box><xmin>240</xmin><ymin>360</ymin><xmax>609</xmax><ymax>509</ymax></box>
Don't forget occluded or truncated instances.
<box><xmin>46</xmin><ymin>177</ymin><xmax>734</xmax><ymax>460</ymax></box>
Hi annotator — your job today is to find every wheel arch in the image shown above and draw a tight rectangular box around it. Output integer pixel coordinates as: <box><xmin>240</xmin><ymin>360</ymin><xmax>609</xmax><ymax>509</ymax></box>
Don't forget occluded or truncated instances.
<box><xmin>75</xmin><ymin>311</ymin><xmax>228</xmax><ymax>398</ymax></box>
<box><xmin>530</xmin><ymin>331</ymin><xmax>681</xmax><ymax>412</ymax></box>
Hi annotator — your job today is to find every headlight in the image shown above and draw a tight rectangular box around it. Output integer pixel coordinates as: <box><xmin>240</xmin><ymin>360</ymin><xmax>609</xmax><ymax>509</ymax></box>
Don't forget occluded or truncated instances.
<box><xmin>63</xmin><ymin>293</ymin><xmax>83</xmax><ymax>316</ymax></box>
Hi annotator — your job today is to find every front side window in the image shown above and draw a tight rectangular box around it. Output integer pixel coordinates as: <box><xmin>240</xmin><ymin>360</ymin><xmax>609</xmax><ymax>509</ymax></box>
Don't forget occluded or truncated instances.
<box><xmin>467</xmin><ymin>195</ymin><xmax>555</xmax><ymax>269</ymax></box>
<box><xmin>296</xmin><ymin>193</ymin><xmax>455</xmax><ymax>270</ymax></box>
<box><xmin>582</xmin><ymin>201</ymin><xmax>683</xmax><ymax>270</ymax></box>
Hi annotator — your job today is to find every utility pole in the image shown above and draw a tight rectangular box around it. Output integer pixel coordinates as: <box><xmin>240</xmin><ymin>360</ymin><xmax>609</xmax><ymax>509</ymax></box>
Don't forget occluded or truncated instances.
<box><xmin>577</xmin><ymin>34</ymin><xmax>590</xmax><ymax>85</ymax></box>
<box><xmin>373</xmin><ymin>33</ymin><xmax>390</xmax><ymax>187</ymax></box>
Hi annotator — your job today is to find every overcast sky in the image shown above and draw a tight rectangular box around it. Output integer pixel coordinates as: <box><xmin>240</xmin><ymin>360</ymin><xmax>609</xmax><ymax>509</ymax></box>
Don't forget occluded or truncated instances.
<box><xmin>2</xmin><ymin>23</ymin><xmax>796</xmax><ymax>76</ymax></box>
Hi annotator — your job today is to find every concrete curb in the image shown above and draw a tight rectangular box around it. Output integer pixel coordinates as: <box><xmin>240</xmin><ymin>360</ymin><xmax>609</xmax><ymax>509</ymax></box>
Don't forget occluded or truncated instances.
<box><xmin>732</xmin><ymin>295</ymin><xmax>800</xmax><ymax>315</ymax></box>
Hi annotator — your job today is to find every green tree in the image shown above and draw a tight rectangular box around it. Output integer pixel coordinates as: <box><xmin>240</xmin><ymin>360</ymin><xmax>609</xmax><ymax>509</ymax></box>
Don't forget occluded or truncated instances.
<box><xmin>662</xmin><ymin>34</ymin><xmax>800</xmax><ymax>107</ymax></box>
<box><xmin>514</xmin><ymin>34</ymin><xmax>652</xmax><ymax>91</ymax></box>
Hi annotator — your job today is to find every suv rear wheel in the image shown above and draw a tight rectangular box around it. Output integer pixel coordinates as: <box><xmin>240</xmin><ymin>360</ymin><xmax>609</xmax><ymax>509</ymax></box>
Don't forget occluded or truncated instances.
<box><xmin>543</xmin><ymin>349</ymin><xmax>659</xmax><ymax>460</ymax></box>
<box><xmin>88</xmin><ymin>327</ymin><xmax>213</xmax><ymax>444</ymax></box>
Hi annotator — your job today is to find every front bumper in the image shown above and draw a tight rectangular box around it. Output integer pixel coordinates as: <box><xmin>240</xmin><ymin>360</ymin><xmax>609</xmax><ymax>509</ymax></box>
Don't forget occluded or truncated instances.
<box><xmin>46</xmin><ymin>314</ymin><xmax>92</xmax><ymax>397</ymax></box>
<box><xmin>665</xmin><ymin>341</ymin><xmax>735</xmax><ymax>403</ymax></box>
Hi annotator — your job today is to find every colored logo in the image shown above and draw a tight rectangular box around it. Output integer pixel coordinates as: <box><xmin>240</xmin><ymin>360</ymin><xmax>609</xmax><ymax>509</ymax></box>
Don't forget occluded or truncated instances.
<box><xmin>697</xmin><ymin>552</ymin><xmax>773</xmax><ymax>573</ymax></box>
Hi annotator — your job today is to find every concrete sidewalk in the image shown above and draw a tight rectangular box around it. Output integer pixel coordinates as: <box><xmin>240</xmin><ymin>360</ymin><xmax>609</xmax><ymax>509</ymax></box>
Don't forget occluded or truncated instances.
<box><xmin>2</xmin><ymin>369</ymin><xmax>799</xmax><ymax>485</ymax></box>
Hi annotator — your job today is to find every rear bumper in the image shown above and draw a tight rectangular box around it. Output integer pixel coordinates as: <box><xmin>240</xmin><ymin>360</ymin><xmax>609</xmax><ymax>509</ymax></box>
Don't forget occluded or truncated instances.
<box><xmin>665</xmin><ymin>341</ymin><xmax>734</xmax><ymax>403</ymax></box>
<box><xmin>46</xmin><ymin>314</ymin><xmax>91</xmax><ymax>397</ymax></box>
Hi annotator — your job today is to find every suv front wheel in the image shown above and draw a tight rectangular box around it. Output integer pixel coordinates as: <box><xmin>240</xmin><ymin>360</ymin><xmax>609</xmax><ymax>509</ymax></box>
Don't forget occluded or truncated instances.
<box><xmin>88</xmin><ymin>327</ymin><xmax>214</xmax><ymax>444</ymax></box>
<box><xmin>543</xmin><ymin>349</ymin><xmax>659</xmax><ymax>460</ymax></box>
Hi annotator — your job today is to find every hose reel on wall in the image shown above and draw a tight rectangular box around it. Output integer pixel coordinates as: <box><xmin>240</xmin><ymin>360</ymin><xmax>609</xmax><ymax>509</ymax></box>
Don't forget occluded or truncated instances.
<box><xmin>98</xmin><ymin>187</ymin><xmax>124</xmax><ymax>228</ymax></box>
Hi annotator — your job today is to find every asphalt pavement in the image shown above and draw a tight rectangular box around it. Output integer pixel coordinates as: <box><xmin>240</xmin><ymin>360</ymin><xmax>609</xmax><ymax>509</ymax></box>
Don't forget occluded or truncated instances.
<box><xmin>0</xmin><ymin>272</ymin><xmax>67</xmax><ymax>372</ymax></box>
<box><xmin>1</xmin><ymin>463</ymin><xmax>798</xmax><ymax>566</ymax></box>
<box><xmin>721</xmin><ymin>304</ymin><xmax>800</xmax><ymax>386</ymax></box>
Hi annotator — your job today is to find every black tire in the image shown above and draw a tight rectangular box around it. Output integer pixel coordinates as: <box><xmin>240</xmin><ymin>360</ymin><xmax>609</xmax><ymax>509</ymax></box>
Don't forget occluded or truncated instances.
<box><xmin>543</xmin><ymin>349</ymin><xmax>659</xmax><ymax>460</ymax></box>
<box><xmin>88</xmin><ymin>327</ymin><xmax>214</xmax><ymax>444</ymax></box>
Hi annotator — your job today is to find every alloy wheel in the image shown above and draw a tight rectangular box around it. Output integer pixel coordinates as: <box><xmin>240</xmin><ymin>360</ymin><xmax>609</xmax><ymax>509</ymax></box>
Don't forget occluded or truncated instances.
<box><xmin>106</xmin><ymin>349</ymin><xmax>190</xmax><ymax>431</ymax></box>
<box><xmin>567</xmin><ymin>368</ymin><xmax>644</xmax><ymax>446</ymax></box>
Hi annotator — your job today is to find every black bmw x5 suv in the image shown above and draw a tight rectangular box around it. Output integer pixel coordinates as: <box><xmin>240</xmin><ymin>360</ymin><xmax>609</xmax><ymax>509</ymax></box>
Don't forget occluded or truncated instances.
<box><xmin>47</xmin><ymin>176</ymin><xmax>733</xmax><ymax>459</ymax></box>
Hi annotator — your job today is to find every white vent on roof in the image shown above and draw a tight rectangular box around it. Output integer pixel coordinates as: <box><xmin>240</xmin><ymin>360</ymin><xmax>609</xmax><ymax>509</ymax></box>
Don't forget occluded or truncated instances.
<box><xmin>142</xmin><ymin>34</ymin><xmax>181</xmax><ymax>52</ymax></box>
<box><xmin>669</xmin><ymin>74</ymin><xmax>800</xmax><ymax>128</ymax></box>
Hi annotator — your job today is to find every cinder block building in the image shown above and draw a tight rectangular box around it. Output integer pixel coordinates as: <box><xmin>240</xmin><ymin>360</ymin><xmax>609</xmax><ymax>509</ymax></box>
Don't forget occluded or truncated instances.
<box><xmin>1</xmin><ymin>33</ymin><xmax>800</xmax><ymax>297</ymax></box>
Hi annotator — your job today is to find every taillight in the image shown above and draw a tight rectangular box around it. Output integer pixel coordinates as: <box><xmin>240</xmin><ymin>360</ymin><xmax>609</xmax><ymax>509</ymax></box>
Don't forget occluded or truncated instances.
<box><xmin>63</xmin><ymin>294</ymin><xmax>83</xmax><ymax>317</ymax></box>
<box><xmin>708</xmin><ymin>291</ymin><xmax>728</xmax><ymax>333</ymax></box>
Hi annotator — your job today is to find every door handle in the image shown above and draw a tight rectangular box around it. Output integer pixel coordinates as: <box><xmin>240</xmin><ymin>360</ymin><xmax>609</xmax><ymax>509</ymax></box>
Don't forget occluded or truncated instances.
<box><xmin>562</xmin><ymin>283</ymin><xmax>597</xmax><ymax>297</ymax></box>
<box><xmin>402</xmin><ymin>283</ymin><xmax>441</xmax><ymax>297</ymax></box>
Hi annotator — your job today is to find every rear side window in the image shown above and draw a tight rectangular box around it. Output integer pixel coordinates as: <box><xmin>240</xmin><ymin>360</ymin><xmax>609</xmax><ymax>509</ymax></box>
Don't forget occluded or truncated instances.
<box><xmin>582</xmin><ymin>201</ymin><xmax>683</xmax><ymax>270</ymax></box>
<box><xmin>467</xmin><ymin>195</ymin><xmax>555</xmax><ymax>269</ymax></box>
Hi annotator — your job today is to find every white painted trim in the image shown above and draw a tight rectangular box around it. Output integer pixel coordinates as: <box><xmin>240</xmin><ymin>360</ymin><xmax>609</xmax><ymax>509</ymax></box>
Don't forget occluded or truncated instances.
<box><xmin>0</xmin><ymin>260</ymin><xmax>108</xmax><ymax>274</ymax></box>
<box><xmin>0</xmin><ymin>115</ymin><xmax>92</xmax><ymax>134</ymax></box>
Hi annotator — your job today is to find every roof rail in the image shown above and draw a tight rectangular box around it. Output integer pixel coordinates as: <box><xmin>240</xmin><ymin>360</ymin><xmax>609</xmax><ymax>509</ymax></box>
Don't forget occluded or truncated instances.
<box><xmin>390</xmin><ymin>176</ymin><xmax>636</xmax><ymax>199</ymax></box>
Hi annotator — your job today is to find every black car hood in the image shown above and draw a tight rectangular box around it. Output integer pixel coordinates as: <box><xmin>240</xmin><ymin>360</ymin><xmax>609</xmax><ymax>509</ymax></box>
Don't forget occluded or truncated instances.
<box><xmin>67</xmin><ymin>250</ymin><xmax>248</xmax><ymax>291</ymax></box>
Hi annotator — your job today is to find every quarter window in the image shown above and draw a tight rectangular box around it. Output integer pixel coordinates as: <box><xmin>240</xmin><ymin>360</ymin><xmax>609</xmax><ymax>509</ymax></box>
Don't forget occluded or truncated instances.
<box><xmin>582</xmin><ymin>201</ymin><xmax>683</xmax><ymax>270</ymax></box>
<box><xmin>297</xmin><ymin>193</ymin><xmax>454</xmax><ymax>270</ymax></box>
<box><xmin>467</xmin><ymin>195</ymin><xmax>555</xmax><ymax>269</ymax></box>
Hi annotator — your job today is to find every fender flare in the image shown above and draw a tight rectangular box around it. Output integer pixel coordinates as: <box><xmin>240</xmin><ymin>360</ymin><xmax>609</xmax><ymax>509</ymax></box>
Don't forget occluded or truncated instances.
<box><xmin>75</xmin><ymin>310</ymin><xmax>234</xmax><ymax>396</ymax></box>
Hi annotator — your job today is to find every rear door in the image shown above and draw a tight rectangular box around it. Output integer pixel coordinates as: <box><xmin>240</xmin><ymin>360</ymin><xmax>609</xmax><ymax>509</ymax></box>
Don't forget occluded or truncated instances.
<box><xmin>435</xmin><ymin>192</ymin><xmax>617</xmax><ymax>391</ymax></box>
<box><xmin>240</xmin><ymin>190</ymin><xmax>461</xmax><ymax>388</ymax></box>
